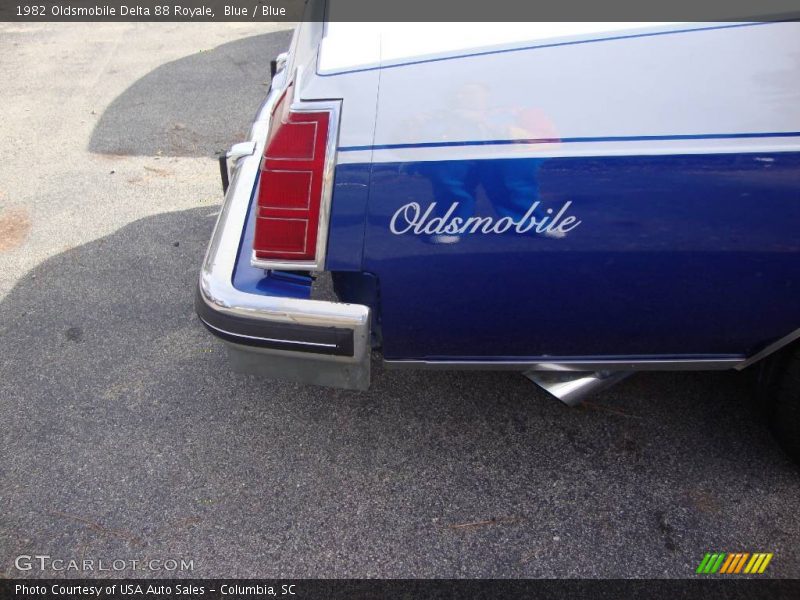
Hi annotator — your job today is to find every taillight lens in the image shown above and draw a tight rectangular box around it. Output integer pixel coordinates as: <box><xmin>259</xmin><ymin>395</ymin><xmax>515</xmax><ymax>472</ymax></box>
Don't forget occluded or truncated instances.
<box><xmin>253</xmin><ymin>93</ymin><xmax>330</xmax><ymax>262</ymax></box>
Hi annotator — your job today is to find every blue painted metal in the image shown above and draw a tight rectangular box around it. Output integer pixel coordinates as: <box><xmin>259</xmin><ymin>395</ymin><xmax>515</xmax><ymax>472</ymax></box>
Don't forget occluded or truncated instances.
<box><xmin>232</xmin><ymin>172</ymin><xmax>313</xmax><ymax>299</ymax></box>
<box><xmin>332</xmin><ymin>152</ymin><xmax>800</xmax><ymax>360</ymax></box>
<box><xmin>331</xmin><ymin>271</ymin><xmax>382</xmax><ymax>347</ymax></box>
<box><xmin>325</xmin><ymin>164</ymin><xmax>371</xmax><ymax>271</ymax></box>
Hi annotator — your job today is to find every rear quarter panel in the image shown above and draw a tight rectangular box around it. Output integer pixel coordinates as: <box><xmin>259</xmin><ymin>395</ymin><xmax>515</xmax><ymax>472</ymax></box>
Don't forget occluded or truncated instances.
<box><xmin>326</xmin><ymin>22</ymin><xmax>800</xmax><ymax>361</ymax></box>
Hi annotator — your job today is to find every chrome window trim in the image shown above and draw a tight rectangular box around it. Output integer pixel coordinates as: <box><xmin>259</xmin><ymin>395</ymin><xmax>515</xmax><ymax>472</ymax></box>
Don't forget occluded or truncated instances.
<box><xmin>249</xmin><ymin>79</ymin><xmax>341</xmax><ymax>272</ymax></box>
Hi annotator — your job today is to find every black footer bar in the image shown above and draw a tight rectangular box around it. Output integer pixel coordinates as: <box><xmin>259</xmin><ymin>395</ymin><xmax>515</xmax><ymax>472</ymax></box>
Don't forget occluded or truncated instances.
<box><xmin>3</xmin><ymin>579</ymin><xmax>800</xmax><ymax>600</ymax></box>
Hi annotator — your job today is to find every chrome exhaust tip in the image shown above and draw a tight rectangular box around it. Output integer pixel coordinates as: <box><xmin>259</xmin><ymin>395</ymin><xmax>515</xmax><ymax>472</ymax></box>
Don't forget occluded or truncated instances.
<box><xmin>523</xmin><ymin>370</ymin><xmax>632</xmax><ymax>406</ymax></box>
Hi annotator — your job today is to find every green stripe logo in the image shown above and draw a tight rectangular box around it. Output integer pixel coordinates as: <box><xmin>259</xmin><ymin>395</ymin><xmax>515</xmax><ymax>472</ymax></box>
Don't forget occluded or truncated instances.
<box><xmin>696</xmin><ymin>553</ymin><xmax>725</xmax><ymax>574</ymax></box>
<box><xmin>696</xmin><ymin>552</ymin><xmax>773</xmax><ymax>575</ymax></box>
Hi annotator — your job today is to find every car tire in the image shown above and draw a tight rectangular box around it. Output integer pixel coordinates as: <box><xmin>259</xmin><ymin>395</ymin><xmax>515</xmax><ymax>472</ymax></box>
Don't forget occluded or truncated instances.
<box><xmin>761</xmin><ymin>345</ymin><xmax>800</xmax><ymax>464</ymax></box>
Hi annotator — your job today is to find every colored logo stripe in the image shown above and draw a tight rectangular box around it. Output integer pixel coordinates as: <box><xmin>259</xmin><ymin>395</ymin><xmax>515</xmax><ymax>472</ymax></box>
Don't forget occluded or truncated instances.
<box><xmin>719</xmin><ymin>553</ymin><xmax>748</xmax><ymax>574</ymax></box>
<box><xmin>745</xmin><ymin>553</ymin><xmax>774</xmax><ymax>574</ymax></box>
<box><xmin>696</xmin><ymin>553</ymin><xmax>725</xmax><ymax>574</ymax></box>
<box><xmin>697</xmin><ymin>553</ymin><xmax>773</xmax><ymax>574</ymax></box>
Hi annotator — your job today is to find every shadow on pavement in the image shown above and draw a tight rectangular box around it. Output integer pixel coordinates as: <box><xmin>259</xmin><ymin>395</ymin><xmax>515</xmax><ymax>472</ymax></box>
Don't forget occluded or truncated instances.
<box><xmin>0</xmin><ymin>207</ymin><xmax>797</xmax><ymax>578</ymax></box>
<box><xmin>88</xmin><ymin>30</ymin><xmax>292</xmax><ymax>157</ymax></box>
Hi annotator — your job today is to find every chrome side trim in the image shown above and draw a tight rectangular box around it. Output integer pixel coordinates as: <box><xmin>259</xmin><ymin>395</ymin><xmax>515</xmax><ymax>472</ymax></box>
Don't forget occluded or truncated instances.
<box><xmin>383</xmin><ymin>339</ymin><xmax>800</xmax><ymax>374</ymax></box>
<box><xmin>384</xmin><ymin>358</ymin><xmax>742</xmax><ymax>372</ymax></box>
<box><xmin>196</xmin><ymin>79</ymin><xmax>371</xmax><ymax>390</ymax></box>
<box><xmin>249</xmin><ymin>80</ymin><xmax>341</xmax><ymax>272</ymax></box>
<box><xmin>735</xmin><ymin>326</ymin><xmax>800</xmax><ymax>370</ymax></box>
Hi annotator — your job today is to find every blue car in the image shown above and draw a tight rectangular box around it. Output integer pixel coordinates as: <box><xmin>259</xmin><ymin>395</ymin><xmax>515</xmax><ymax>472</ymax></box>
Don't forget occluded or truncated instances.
<box><xmin>196</xmin><ymin>20</ymin><xmax>800</xmax><ymax>461</ymax></box>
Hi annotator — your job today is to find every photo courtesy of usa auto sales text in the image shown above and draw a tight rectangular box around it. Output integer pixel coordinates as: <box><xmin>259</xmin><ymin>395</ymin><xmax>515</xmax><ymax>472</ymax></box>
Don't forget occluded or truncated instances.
<box><xmin>15</xmin><ymin>583</ymin><xmax>299</xmax><ymax>596</ymax></box>
<box><xmin>15</xmin><ymin>584</ymin><xmax>204</xmax><ymax>596</ymax></box>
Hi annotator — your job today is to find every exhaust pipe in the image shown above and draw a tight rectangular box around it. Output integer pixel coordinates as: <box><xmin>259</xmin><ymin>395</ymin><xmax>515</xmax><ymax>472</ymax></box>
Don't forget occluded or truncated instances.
<box><xmin>523</xmin><ymin>370</ymin><xmax>631</xmax><ymax>406</ymax></box>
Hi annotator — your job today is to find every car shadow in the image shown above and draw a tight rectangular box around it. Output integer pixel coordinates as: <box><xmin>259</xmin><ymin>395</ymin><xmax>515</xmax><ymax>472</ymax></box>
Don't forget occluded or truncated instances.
<box><xmin>88</xmin><ymin>29</ymin><xmax>292</xmax><ymax>158</ymax></box>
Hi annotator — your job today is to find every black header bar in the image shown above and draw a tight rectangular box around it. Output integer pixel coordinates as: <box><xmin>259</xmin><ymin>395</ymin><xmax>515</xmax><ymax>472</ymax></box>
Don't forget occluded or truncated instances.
<box><xmin>1</xmin><ymin>0</ymin><xmax>799</xmax><ymax>22</ymax></box>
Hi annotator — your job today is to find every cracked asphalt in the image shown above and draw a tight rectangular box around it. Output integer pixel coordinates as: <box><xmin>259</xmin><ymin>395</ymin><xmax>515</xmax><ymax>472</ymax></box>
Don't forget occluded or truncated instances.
<box><xmin>1</xmin><ymin>23</ymin><xmax>799</xmax><ymax>579</ymax></box>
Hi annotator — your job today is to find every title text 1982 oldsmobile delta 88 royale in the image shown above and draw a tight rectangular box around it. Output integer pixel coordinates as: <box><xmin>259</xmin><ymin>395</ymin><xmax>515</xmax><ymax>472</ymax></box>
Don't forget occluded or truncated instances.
<box><xmin>196</xmin><ymin>16</ymin><xmax>800</xmax><ymax>461</ymax></box>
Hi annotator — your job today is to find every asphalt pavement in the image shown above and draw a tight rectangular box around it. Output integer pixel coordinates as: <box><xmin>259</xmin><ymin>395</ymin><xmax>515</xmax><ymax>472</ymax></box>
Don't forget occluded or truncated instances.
<box><xmin>1</xmin><ymin>23</ymin><xmax>799</xmax><ymax>579</ymax></box>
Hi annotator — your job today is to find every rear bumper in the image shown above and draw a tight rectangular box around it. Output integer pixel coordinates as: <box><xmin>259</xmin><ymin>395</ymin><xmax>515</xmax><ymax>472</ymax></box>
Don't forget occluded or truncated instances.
<box><xmin>195</xmin><ymin>83</ymin><xmax>371</xmax><ymax>390</ymax></box>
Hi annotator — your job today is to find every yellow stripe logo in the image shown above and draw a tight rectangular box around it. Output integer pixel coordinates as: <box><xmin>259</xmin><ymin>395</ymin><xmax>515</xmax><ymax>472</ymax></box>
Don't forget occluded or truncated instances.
<box><xmin>696</xmin><ymin>552</ymin><xmax>773</xmax><ymax>574</ymax></box>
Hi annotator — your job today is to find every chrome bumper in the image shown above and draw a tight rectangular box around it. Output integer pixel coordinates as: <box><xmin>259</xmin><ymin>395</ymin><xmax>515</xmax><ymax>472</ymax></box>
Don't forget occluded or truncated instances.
<box><xmin>195</xmin><ymin>85</ymin><xmax>371</xmax><ymax>390</ymax></box>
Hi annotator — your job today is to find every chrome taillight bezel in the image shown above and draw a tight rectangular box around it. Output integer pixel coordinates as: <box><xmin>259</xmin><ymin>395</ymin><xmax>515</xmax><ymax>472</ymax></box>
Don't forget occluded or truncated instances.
<box><xmin>251</xmin><ymin>84</ymin><xmax>341</xmax><ymax>272</ymax></box>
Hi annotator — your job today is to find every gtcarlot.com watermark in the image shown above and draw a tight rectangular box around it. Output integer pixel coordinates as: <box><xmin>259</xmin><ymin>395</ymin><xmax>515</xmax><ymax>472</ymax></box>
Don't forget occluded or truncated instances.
<box><xmin>14</xmin><ymin>555</ymin><xmax>194</xmax><ymax>573</ymax></box>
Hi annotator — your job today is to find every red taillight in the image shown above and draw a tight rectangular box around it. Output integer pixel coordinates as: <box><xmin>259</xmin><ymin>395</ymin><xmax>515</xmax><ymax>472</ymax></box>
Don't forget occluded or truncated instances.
<box><xmin>253</xmin><ymin>93</ymin><xmax>330</xmax><ymax>262</ymax></box>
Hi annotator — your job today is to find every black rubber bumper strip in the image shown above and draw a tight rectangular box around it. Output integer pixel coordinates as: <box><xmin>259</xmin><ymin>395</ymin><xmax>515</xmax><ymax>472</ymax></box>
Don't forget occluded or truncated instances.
<box><xmin>194</xmin><ymin>287</ymin><xmax>355</xmax><ymax>357</ymax></box>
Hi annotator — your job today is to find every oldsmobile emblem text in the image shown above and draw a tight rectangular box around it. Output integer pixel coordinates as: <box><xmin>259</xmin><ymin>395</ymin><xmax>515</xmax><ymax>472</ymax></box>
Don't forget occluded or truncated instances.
<box><xmin>390</xmin><ymin>201</ymin><xmax>582</xmax><ymax>236</ymax></box>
